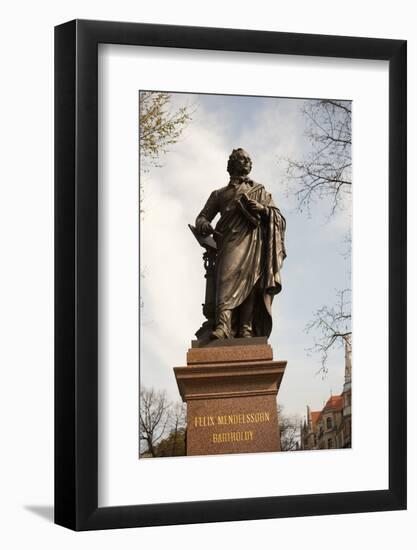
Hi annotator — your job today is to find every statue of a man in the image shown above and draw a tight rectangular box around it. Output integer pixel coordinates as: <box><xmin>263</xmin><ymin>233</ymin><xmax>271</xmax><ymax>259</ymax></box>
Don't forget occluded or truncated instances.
<box><xmin>195</xmin><ymin>148</ymin><xmax>286</xmax><ymax>339</ymax></box>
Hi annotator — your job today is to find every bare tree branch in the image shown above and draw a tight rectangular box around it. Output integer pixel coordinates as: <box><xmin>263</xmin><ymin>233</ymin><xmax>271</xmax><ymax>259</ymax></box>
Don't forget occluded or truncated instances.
<box><xmin>167</xmin><ymin>402</ymin><xmax>186</xmax><ymax>457</ymax></box>
<box><xmin>139</xmin><ymin>388</ymin><xmax>187</xmax><ymax>458</ymax></box>
<box><xmin>278</xmin><ymin>405</ymin><xmax>301</xmax><ymax>451</ymax></box>
<box><xmin>139</xmin><ymin>387</ymin><xmax>171</xmax><ymax>457</ymax></box>
<box><xmin>286</xmin><ymin>99</ymin><xmax>352</xmax><ymax>216</ymax></box>
<box><xmin>306</xmin><ymin>289</ymin><xmax>352</xmax><ymax>376</ymax></box>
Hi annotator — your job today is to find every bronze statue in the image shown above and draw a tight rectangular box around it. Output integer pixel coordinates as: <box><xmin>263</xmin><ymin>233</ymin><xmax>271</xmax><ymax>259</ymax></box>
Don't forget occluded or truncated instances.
<box><xmin>190</xmin><ymin>148</ymin><xmax>286</xmax><ymax>340</ymax></box>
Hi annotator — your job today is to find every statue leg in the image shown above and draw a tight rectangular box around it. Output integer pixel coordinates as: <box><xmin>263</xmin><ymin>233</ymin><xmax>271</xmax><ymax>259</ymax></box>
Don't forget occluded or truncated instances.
<box><xmin>238</xmin><ymin>286</ymin><xmax>256</xmax><ymax>337</ymax></box>
<box><xmin>211</xmin><ymin>309</ymin><xmax>232</xmax><ymax>339</ymax></box>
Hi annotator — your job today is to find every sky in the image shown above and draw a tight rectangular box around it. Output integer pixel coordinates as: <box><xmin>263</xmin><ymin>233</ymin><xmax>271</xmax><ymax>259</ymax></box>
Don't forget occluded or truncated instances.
<box><xmin>139</xmin><ymin>92</ymin><xmax>351</xmax><ymax>422</ymax></box>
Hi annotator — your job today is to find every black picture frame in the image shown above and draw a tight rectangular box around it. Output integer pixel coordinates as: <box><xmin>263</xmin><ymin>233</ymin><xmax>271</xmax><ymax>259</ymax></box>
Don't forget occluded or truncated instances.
<box><xmin>55</xmin><ymin>19</ymin><xmax>407</xmax><ymax>531</ymax></box>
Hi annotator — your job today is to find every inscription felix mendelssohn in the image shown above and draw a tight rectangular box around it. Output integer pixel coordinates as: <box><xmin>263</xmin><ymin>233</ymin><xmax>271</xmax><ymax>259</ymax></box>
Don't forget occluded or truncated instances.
<box><xmin>193</xmin><ymin>411</ymin><xmax>271</xmax><ymax>427</ymax></box>
<box><xmin>193</xmin><ymin>411</ymin><xmax>272</xmax><ymax>445</ymax></box>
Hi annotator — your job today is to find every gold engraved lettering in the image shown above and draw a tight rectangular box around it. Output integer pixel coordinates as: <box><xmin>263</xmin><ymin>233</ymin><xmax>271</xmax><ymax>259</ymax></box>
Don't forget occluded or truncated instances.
<box><xmin>194</xmin><ymin>415</ymin><xmax>216</xmax><ymax>427</ymax></box>
<box><xmin>217</xmin><ymin>413</ymin><xmax>269</xmax><ymax>425</ymax></box>
<box><xmin>212</xmin><ymin>430</ymin><xmax>255</xmax><ymax>443</ymax></box>
<box><xmin>197</xmin><ymin>411</ymin><xmax>271</xmax><ymax>429</ymax></box>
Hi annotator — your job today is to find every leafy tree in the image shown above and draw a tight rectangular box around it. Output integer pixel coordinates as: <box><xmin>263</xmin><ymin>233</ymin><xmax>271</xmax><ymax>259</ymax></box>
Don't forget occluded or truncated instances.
<box><xmin>154</xmin><ymin>428</ymin><xmax>186</xmax><ymax>457</ymax></box>
<box><xmin>138</xmin><ymin>92</ymin><xmax>194</xmax><ymax>305</ymax></box>
<box><xmin>139</xmin><ymin>91</ymin><xmax>193</xmax><ymax>171</ymax></box>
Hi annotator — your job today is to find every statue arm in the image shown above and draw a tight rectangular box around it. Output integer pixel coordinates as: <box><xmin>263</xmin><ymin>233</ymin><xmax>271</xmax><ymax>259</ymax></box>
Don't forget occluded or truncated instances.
<box><xmin>244</xmin><ymin>196</ymin><xmax>268</xmax><ymax>216</ymax></box>
<box><xmin>242</xmin><ymin>189</ymin><xmax>271</xmax><ymax>220</ymax></box>
<box><xmin>262</xmin><ymin>192</ymin><xmax>283</xmax><ymax>218</ymax></box>
<box><xmin>196</xmin><ymin>191</ymin><xmax>219</xmax><ymax>236</ymax></box>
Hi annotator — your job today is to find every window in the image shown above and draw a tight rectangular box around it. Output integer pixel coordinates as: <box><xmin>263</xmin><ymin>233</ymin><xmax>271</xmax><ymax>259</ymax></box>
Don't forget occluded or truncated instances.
<box><xmin>328</xmin><ymin>438</ymin><xmax>333</xmax><ymax>449</ymax></box>
<box><xmin>326</xmin><ymin>417</ymin><xmax>332</xmax><ymax>429</ymax></box>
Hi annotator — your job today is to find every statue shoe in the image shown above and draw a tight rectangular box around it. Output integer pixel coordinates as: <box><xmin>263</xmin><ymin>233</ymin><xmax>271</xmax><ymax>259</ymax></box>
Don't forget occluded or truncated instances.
<box><xmin>210</xmin><ymin>327</ymin><xmax>227</xmax><ymax>339</ymax></box>
<box><xmin>238</xmin><ymin>325</ymin><xmax>253</xmax><ymax>338</ymax></box>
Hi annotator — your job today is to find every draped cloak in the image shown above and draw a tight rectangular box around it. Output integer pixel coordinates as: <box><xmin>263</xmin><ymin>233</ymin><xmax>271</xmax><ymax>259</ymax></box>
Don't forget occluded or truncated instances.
<box><xmin>196</xmin><ymin>178</ymin><xmax>286</xmax><ymax>338</ymax></box>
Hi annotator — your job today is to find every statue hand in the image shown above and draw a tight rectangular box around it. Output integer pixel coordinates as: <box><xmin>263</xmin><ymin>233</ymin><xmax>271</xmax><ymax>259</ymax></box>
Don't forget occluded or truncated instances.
<box><xmin>245</xmin><ymin>197</ymin><xmax>266</xmax><ymax>215</ymax></box>
<box><xmin>200</xmin><ymin>221</ymin><xmax>214</xmax><ymax>237</ymax></box>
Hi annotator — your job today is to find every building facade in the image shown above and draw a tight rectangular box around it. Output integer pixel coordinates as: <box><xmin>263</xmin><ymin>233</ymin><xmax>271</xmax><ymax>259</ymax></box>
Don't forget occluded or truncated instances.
<box><xmin>301</xmin><ymin>335</ymin><xmax>352</xmax><ymax>450</ymax></box>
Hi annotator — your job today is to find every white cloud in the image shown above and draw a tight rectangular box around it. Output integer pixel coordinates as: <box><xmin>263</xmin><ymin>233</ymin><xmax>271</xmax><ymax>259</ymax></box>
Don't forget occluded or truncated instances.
<box><xmin>141</xmin><ymin>99</ymin><xmax>230</xmax><ymax>398</ymax></box>
<box><xmin>140</xmin><ymin>93</ymin><xmax>352</xmax><ymax>417</ymax></box>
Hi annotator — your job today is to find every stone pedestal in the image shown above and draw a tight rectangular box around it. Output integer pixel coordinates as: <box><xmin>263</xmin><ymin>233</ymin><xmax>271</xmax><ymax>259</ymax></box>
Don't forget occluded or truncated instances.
<box><xmin>174</xmin><ymin>338</ymin><xmax>286</xmax><ymax>456</ymax></box>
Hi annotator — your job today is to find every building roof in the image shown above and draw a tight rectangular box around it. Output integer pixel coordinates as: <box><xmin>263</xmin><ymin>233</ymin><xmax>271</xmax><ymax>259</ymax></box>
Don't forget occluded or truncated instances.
<box><xmin>323</xmin><ymin>394</ymin><xmax>343</xmax><ymax>412</ymax></box>
<box><xmin>305</xmin><ymin>395</ymin><xmax>344</xmax><ymax>432</ymax></box>
<box><xmin>310</xmin><ymin>411</ymin><xmax>321</xmax><ymax>427</ymax></box>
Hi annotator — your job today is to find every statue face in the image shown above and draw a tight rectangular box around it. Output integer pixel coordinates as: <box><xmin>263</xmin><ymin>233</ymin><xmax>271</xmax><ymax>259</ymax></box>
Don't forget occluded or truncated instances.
<box><xmin>227</xmin><ymin>149</ymin><xmax>252</xmax><ymax>176</ymax></box>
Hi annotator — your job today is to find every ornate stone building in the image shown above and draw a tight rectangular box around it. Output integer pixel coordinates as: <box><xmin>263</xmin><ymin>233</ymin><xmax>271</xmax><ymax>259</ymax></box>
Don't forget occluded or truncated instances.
<box><xmin>301</xmin><ymin>335</ymin><xmax>352</xmax><ymax>450</ymax></box>
<box><xmin>337</xmin><ymin>335</ymin><xmax>352</xmax><ymax>448</ymax></box>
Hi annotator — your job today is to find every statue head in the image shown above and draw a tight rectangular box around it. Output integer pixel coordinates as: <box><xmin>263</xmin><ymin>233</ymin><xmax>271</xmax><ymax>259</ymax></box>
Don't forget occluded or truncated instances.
<box><xmin>227</xmin><ymin>148</ymin><xmax>252</xmax><ymax>177</ymax></box>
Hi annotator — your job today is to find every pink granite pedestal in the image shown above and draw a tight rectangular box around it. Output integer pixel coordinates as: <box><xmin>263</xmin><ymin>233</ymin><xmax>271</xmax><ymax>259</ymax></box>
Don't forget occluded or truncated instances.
<box><xmin>174</xmin><ymin>339</ymin><xmax>287</xmax><ymax>456</ymax></box>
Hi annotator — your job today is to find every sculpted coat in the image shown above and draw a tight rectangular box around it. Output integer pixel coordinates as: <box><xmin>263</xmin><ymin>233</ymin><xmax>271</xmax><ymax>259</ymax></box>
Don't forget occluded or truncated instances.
<box><xmin>195</xmin><ymin>149</ymin><xmax>286</xmax><ymax>339</ymax></box>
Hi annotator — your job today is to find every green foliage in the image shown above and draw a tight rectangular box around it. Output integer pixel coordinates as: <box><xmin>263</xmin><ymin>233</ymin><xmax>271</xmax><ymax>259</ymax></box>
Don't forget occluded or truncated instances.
<box><xmin>139</xmin><ymin>91</ymin><xmax>193</xmax><ymax>170</ymax></box>
<box><xmin>153</xmin><ymin>428</ymin><xmax>186</xmax><ymax>457</ymax></box>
